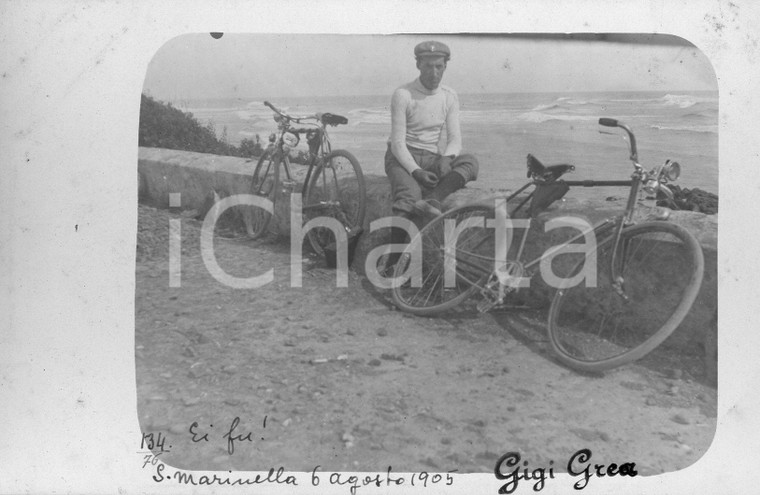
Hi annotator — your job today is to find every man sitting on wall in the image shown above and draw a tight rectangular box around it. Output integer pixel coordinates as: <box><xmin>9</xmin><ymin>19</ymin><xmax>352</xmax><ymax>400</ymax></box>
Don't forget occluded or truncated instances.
<box><xmin>382</xmin><ymin>40</ymin><xmax>480</xmax><ymax>270</ymax></box>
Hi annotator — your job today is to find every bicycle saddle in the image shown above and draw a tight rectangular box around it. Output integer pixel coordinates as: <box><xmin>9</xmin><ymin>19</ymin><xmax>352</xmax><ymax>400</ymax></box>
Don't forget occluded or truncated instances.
<box><xmin>527</xmin><ymin>154</ymin><xmax>575</xmax><ymax>182</ymax></box>
<box><xmin>320</xmin><ymin>113</ymin><xmax>348</xmax><ymax>126</ymax></box>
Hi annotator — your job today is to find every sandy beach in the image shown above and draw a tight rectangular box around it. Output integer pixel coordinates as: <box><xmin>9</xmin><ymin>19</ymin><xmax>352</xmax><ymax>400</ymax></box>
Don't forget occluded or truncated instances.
<box><xmin>135</xmin><ymin>205</ymin><xmax>716</xmax><ymax>477</ymax></box>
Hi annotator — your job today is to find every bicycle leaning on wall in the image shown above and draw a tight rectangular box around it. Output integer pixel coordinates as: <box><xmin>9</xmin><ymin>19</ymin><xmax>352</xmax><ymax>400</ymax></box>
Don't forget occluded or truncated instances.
<box><xmin>247</xmin><ymin>101</ymin><xmax>366</xmax><ymax>257</ymax></box>
<box><xmin>389</xmin><ymin>118</ymin><xmax>705</xmax><ymax>373</ymax></box>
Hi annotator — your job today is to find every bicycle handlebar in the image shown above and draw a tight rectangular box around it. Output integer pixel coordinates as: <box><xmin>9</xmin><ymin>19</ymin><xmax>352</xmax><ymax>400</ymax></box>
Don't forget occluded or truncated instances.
<box><xmin>264</xmin><ymin>101</ymin><xmax>318</xmax><ymax>123</ymax></box>
<box><xmin>599</xmin><ymin>118</ymin><xmax>638</xmax><ymax>163</ymax></box>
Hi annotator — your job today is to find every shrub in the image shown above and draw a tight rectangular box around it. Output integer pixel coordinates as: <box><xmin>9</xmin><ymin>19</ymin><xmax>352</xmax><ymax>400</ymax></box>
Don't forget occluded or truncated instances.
<box><xmin>238</xmin><ymin>136</ymin><xmax>264</xmax><ymax>158</ymax></box>
<box><xmin>139</xmin><ymin>93</ymin><xmax>262</xmax><ymax>158</ymax></box>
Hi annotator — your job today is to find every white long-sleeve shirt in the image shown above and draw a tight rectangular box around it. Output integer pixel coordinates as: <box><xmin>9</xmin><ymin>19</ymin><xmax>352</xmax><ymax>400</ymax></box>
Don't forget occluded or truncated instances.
<box><xmin>388</xmin><ymin>78</ymin><xmax>462</xmax><ymax>174</ymax></box>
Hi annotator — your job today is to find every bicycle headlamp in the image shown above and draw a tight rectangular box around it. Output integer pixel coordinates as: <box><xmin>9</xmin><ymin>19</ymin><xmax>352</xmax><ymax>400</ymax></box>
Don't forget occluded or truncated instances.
<box><xmin>281</xmin><ymin>131</ymin><xmax>299</xmax><ymax>151</ymax></box>
<box><xmin>662</xmin><ymin>160</ymin><xmax>680</xmax><ymax>181</ymax></box>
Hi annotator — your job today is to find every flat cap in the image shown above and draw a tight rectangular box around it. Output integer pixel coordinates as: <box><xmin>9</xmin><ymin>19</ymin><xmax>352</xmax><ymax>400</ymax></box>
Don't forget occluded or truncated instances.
<box><xmin>414</xmin><ymin>41</ymin><xmax>450</xmax><ymax>59</ymax></box>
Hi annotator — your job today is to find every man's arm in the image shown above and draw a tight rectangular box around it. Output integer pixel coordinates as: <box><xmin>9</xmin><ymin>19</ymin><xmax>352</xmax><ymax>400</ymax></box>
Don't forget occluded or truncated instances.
<box><xmin>389</xmin><ymin>89</ymin><xmax>421</xmax><ymax>174</ymax></box>
<box><xmin>441</xmin><ymin>92</ymin><xmax>462</xmax><ymax>157</ymax></box>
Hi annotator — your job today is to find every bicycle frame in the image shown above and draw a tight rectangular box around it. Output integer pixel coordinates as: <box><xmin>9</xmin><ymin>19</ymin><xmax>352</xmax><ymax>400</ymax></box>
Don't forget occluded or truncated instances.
<box><xmin>253</xmin><ymin>101</ymin><xmax>365</xmax><ymax>256</ymax></box>
<box><xmin>268</xmin><ymin>123</ymin><xmax>325</xmax><ymax>185</ymax></box>
<box><xmin>452</xmin><ymin>181</ymin><xmax>630</xmax><ymax>313</ymax></box>
<box><xmin>263</xmin><ymin>102</ymin><xmax>340</xmax><ymax>212</ymax></box>
<box><xmin>457</xmin><ymin>119</ymin><xmax>678</xmax><ymax>312</ymax></box>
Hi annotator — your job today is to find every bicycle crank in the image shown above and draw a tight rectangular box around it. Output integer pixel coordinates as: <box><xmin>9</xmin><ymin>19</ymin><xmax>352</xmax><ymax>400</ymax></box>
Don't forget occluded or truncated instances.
<box><xmin>476</xmin><ymin>262</ymin><xmax>526</xmax><ymax>313</ymax></box>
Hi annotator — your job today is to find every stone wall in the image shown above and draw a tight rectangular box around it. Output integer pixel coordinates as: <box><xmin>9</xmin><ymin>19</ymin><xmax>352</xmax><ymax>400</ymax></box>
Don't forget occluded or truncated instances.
<box><xmin>138</xmin><ymin>147</ymin><xmax>718</xmax><ymax>382</ymax></box>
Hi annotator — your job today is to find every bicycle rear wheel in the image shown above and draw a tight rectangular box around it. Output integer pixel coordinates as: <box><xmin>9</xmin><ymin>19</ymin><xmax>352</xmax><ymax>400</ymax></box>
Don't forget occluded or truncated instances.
<box><xmin>547</xmin><ymin>221</ymin><xmax>704</xmax><ymax>372</ymax></box>
<box><xmin>246</xmin><ymin>148</ymin><xmax>279</xmax><ymax>239</ymax></box>
<box><xmin>390</xmin><ymin>204</ymin><xmax>497</xmax><ymax>316</ymax></box>
<box><xmin>303</xmin><ymin>149</ymin><xmax>366</xmax><ymax>256</ymax></box>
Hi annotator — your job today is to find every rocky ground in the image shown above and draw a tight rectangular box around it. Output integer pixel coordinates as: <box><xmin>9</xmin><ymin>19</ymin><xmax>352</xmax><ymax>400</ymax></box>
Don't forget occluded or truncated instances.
<box><xmin>135</xmin><ymin>205</ymin><xmax>717</xmax><ymax>477</ymax></box>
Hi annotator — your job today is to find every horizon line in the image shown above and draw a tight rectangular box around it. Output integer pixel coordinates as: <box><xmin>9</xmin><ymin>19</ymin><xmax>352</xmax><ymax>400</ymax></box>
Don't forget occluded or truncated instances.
<box><xmin>145</xmin><ymin>88</ymin><xmax>718</xmax><ymax>104</ymax></box>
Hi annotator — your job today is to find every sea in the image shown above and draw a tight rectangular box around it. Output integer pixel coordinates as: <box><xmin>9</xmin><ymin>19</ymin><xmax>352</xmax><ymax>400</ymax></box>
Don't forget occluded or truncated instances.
<box><xmin>179</xmin><ymin>91</ymin><xmax>718</xmax><ymax>200</ymax></box>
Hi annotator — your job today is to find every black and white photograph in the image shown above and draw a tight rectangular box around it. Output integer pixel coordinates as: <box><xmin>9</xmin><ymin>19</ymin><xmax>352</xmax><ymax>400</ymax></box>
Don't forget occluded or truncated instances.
<box><xmin>2</xmin><ymin>1</ymin><xmax>758</xmax><ymax>494</ymax></box>
<box><xmin>135</xmin><ymin>31</ymin><xmax>720</xmax><ymax>478</ymax></box>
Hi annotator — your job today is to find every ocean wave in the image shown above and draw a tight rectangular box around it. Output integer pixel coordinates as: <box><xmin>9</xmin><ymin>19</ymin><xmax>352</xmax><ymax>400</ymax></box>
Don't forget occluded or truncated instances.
<box><xmin>242</xmin><ymin>101</ymin><xmax>328</xmax><ymax>120</ymax></box>
<box><xmin>459</xmin><ymin>109</ymin><xmax>519</xmax><ymax>125</ymax></box>
<box><xmin>530</xmin><ymin>102</ymin><xmax>562</xmax><ymax>112</ymax></box>
<box><xmin>607</xmin><ymin>97</ymin><xmax>660</xmax><ymax>103</ymax></box>
<box><xmin>347</xmin><ymin>107</ymin><xmax>390</xmax><ymax>125</ymax></box>
<box><xmin>659</xmin><ymin>93</ymin><xmax>717</xmax><ymax>109</ymax></box>
<box><xmin>186</xmin><ymin>106</ymin><xmax>240</xmax><ymax>114</ymax></box>
<box><xmin>682</xmin><ymin>109</ymin><xmax>718</xmax><ymax>120</ymax></box>
<box><xmin>649</xmin><ymin>123</ymin><xmax>718</xmax><ymax>134</ymax></box>
<box><xmin>518</xmin><ymin>111</ymin><xmax>597</xmax><ymax>124</ymax></box>
<box><xmin>606</xmin><ymin>93</ymin><xmax>717</xmax><ymax>108</ymax></box>
<box><xmin>235</xmin><ymin>102</ymin><xmax>295</xmax><ymax>122</ymax></box>
<box><xmin>563</xmin><ymin>97</ymin><xmax>592</xmax><ymax>106</ymax></box>
<box><xmin>529</xmin><ymin>97</ymin><xmax>594</xmax><ymax>113</ymax></box>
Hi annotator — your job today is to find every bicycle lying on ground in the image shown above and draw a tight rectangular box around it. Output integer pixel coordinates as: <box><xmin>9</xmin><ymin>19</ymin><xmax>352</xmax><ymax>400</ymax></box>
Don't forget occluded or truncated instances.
<box><xmin>390</xmin><ymin>118</ymin><xmax>705</xmax><ymax>372</ymax></box>
<box><xmin>248</xmin><ymin>101</ymin><xmax>366</xmax><ymax>256</ymax></box>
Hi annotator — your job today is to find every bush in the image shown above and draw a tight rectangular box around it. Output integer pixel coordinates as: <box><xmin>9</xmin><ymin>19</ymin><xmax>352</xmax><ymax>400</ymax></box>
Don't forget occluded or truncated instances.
<box><xmin>139</xmin><ymin>93</ymin><xmax>263</xmax><ymax>158</ymax></box>
<box><xmin>238</xmin><ymin>136</ymin><xmax>264</xmax><ymax>158</ymax></box>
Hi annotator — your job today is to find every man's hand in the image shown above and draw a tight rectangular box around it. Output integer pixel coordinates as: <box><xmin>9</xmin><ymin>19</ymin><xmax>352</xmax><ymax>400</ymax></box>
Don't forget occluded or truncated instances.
<box><xmin>412</xmin><ymin>169</ymin><xmax>439</xmax><ymax>188</ymax></box>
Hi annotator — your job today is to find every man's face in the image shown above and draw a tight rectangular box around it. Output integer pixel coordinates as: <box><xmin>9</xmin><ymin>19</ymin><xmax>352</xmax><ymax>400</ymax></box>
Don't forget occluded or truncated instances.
<box><xmin>417</xmin><ymin>56</ymin><xmax>447</xmax><ymax>90</ymax></box>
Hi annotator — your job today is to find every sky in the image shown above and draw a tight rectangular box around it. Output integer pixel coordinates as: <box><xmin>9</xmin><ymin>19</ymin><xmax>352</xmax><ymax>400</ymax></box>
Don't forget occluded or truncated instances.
<box><xmin>142</xmin><ymin>33</ymin><xmax>718</xmax><ymax>101</ymax></box>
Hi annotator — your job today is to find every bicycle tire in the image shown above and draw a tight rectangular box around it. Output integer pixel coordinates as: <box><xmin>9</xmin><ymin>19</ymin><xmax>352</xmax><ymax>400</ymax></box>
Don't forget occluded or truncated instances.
<box><xmin>390</xmin><ymin>204</ymin><xmax>498</xmax><ymax>316</ymax></box>
<box><xmin>303</xmin><ymin>149</ymin><xmax>366</xmax><ymax>256</ymax></box>
<box><xmin>546</xmin><ymin>221</ymin><xmax>704</xmax><ymax>372</ymax></box>
<box><xmin>246</xmin><ymin>148</ymin><xmax>280</xmax><ymax>239</ymax></box>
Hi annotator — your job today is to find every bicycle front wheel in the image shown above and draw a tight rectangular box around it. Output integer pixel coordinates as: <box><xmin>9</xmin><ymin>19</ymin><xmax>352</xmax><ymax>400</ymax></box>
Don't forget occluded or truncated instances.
<box><xmin>303</xmin><ymin>149</ymin><xmax>366</xmax><ymax>255</ymax></box>
<box><xmin>391</xmin><ymin>204</ymin><xmax>497</xmax><ymax>316</ymax></box>
<box><xmin>246</xmin><ymin>148</ymin><xmax>280</xmax><ymax>239</ymax></box>
<box><xmin>547</xmin><ymin>221</ymin><xmax>704</xmax><ymax>372</ymax></box>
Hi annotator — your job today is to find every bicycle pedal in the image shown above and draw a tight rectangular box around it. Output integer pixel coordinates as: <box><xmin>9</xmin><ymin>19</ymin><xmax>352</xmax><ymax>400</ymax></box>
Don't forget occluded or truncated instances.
<box><xmin>476</xmin><ymin>298</ymin><xmax>500</xmax><ymax>313</ymax></box>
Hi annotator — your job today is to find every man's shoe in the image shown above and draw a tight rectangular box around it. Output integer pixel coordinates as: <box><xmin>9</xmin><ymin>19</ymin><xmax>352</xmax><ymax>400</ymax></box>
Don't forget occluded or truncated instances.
<box><xmin>429</xmin><ymin>171</ymin><xmax>466</xmax><ymax>203</ymax></box>
<box><xmin>413</xmin><ymin>199</ymin><xmax>442</xmax><ymax>217</ymax></box>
